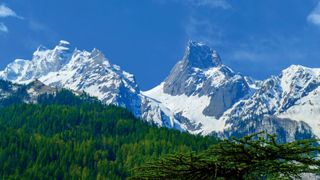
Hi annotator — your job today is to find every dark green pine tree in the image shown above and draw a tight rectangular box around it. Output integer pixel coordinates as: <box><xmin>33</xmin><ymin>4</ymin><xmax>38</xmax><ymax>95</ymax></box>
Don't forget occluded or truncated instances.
<box><xmin>133</xmin><ymin>132</ymin><xmax>320</xmax><ymax>180</ymax></box>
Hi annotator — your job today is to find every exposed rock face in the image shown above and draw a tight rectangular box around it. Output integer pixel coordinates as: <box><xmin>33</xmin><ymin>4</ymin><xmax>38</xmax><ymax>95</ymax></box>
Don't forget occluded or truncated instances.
<box><xmin>203</xmin><ymin>79</ymin><xmax>249</xmax><ymax>118</ymax></box>
<box><xmin>163</xmin><ymin>41</ymin><xmax>249</xmax><ymax>119</ymax></box>
<box><xmin>222</xmin><ymin>116</ymin><xmax>313</xmax><ymax>143</ymax></box>
<box><xmin>0</xmin><ymin>79</ymin><xmax>56</xmax><ymax>105</ymax></box>
<box><xmin>145</xmin><ymin>41</ymin><xmax>319</xmax><ymax>141</ymax></box>
<box><xmin>1</xmin><ymin>40</ymin><xmax>320</xmax><ymax>142</ymax></box>
<box><xmin>164</xmin><ymin>41</ymin><xmax>224</xmax><ymax>96</ymax></box>
<box><xmin>0</xmin><ymin>40</ymin><xmax>182</xmax><ymax>130</ymax></box>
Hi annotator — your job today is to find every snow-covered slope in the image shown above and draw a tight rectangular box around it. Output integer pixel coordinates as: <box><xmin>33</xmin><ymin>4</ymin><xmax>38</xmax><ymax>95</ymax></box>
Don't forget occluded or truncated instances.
<box><xmin>144</xmin><ymin>82</ymin><xmax>226</xmax><ymax>134</ymax></box>
<box><xmin>162</xmin><ymin>42</ymin><xmax>250</xmax><ymax>109</ymax></box>
<box><xmin>144</xmin><ymin>41</ymin><xmax>319</xmax><ymax>141</ymax></box>
<box><xmin>144</xmin><ymin>41</ymin><xmax>251</xmax><ymax>135</ymax></box>
<box><xmin>0</xmin><ymin>40</ymin><xmax>183</xmax><ymax>130</ymax></box>
<box><xmin>1</xmin><ymin>40</ymin><xmax>319</xmax><ymax>141</ymax></box>
<box><xmin>220</xmin><ymin>65</ymin><xmax>320</xmax><ymax>140</ymax></box>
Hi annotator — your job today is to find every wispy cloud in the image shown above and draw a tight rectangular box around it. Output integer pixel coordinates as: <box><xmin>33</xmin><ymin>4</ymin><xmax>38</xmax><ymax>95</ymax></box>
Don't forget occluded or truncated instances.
<box><xmin>227</xmin><ymin>35</ymin><xmax>307</xmax><ymax>66</ymax></box>
<box><xmin>186</xmin><ymin>16</ymin><xmax>224</xmax><ymax>46</ymax></box>
<box><xmin>307</xmin><ymin>2</ymin><xmax>320</xmax><ymax>26</ymax></box>
<box><xmin>0</xmin><ymin>4</ymin><xmax>23</xmax><ymax>19</ymax></box>
<box><xmin>155</xmin><ymin>0</ymin><xmax>231</xmax><ymax>9</ymax></box>
<box><xmin>24</xmin><ymin>19</ymin><xmax>59</xmax><ymax>50</ymax></box>
<box><xmin>155</xmin><ymin>0</ymin><xmax>231</xmax><ymax>46</ymax></box>
<box><xmin>190</xmin><ymin>0</ymin><xmax>231</xmax><ymax>9</ymax></box>
<box><xmin>0</xmin><ymin>4</ymin><xmax>23</xmax><ymax>34</ymax></box>
<box><xmin>231</xmin><ymin>51</ymin><xmax>261</xmax><ymax>62</ymax></box>
<box><xmin>0</xmin><ymin>22</ymin><xmax>8</xmax><ymax>33</ymax></box>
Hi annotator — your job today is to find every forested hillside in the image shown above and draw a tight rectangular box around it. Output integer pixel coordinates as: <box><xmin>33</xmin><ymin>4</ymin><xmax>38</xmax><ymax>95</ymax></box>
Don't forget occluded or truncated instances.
<box><xmin>0</xmin><ymin>90</ymin><xmax>218</xmax><ymax>179</ymax></box>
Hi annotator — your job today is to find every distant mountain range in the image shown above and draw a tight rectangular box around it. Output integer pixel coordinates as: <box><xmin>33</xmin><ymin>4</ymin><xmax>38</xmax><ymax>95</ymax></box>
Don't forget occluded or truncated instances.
<box><xmin>1</xmin><ymin>40</ymin><xmax>319</xmax><ymax>142</ymax></box>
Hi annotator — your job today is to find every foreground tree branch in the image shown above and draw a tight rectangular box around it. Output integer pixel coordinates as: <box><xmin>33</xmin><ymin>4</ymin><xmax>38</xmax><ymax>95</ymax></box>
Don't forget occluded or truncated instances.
<box><xmin>132</xmin><ymin>132</ymin><xmax>320</xmax><ymax>179</ymax></box>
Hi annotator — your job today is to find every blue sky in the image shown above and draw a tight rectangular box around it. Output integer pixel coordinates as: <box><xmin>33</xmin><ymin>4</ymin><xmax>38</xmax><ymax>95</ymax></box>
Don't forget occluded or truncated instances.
<box><xmin>0</xmin><ymin>0</ymin><xmax>320</xmax><ymax>90</ymax></box>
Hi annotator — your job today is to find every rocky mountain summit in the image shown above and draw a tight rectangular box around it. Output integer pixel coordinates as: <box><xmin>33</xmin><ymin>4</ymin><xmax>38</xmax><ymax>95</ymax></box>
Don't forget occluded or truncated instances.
<box><xmin>144</xmin><ymin>41</ymin><xmax>318</xmax><ymax>141</ymax></box>
<box><xmin>0</xmin><ymin>40</ymin><xmax>182</xmax><ymax>130</ymax></box>
<box><xmin>1</xmin><ymin>40</ymin><xmax>319</xmax><ymax>142</ymax></box>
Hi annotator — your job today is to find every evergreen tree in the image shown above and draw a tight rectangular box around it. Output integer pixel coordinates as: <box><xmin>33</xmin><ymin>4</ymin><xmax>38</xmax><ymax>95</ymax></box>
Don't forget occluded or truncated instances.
<box><xmin>0</xmin><ymin>90</ymin><xmax>218</xmax><ymax>179</ymax></box>
<box><xmin>133</xmin><ymin>132</ymin><xmax>320</xmax><ymax>179</ymax></box>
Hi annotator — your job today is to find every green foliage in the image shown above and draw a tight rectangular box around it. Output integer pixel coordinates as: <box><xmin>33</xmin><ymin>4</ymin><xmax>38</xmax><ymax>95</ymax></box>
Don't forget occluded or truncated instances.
<box><xmin>0</xmin><ymin>80</ymin><xmax>27</xmax><ymax>107</ymax></box>
<box><xmin>134</xmin><ymin>132</ymin><xmax>320</xmax><ymax>180</ymax></box>
<box><xmin>0</xmin><ymin>91</ymin><xmax>218</xmax><ymax>179</ymax></box>
<box><xmin>37</xmin><ymin>89</ymin><xmax>100</xmax><ymax>106</ymax></box>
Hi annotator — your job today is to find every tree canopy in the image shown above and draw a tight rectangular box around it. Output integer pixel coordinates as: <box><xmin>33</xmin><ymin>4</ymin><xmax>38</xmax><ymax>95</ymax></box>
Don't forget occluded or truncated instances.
<box><xmin>0</xmin><ymin>90</ymin><xmax>218</xmax><ymax>179</ymax></box>
<box><xmin>0</xmin><ymin>88</ymin><xmax>319</xmax><ymax>179</ymax></box>
<box><xmin>133</xmin><ymin>132</ymin><xmax>320</xmax><ymax>179</ymax></box>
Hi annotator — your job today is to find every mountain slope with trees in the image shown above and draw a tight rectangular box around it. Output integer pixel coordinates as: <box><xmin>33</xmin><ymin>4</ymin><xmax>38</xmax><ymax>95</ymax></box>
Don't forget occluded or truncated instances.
<box><xmin>0</xmin><ymin>90</ymin><xmax>217</xmax><ymax>179</ymax></box>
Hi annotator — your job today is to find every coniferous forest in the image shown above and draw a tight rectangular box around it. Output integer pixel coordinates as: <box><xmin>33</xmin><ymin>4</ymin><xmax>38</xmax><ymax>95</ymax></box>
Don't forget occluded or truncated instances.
<box><xmin>2</xmin><ymin>1</ymin><xmax>320</xmax><ymax>179</ymax></box>
<box><xmin>0</xmin><ymin>84</ymin><xmax>319</xmax><ymax>179</ymax></box>
<box><xmin>0</xmin><ymin>90</ymin><xmax>218</xmax><ymax>179</ymax></box>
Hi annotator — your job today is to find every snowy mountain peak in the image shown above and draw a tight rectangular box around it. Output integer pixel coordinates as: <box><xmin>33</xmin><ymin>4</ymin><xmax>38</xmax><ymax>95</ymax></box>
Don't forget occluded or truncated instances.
<box><xmin>281</xmin><ymin>65</ymin><xmax>320</xmax><ymax>78</ymax></box>
<box><xmin>59</xmin><ymin>40</ymin><xmax>70</xmax><ymax>46</ymax></box>
<box><xmin>55</xmin><ymin>40</ymin><xmax>71</xmax><ymax>52</ymax></box>
<box><xmin>162</xmin><ymin>41</ymin><xmax>247</xmax><ymax>97</ymax></box>
<box><xmin>33</xmin><ymin>40</ymin><xmax>71</xmax><ymax>56</ymax></box>
<box><xmin>1</xmin><ymin>40</ymin><xmax>320</xmax><ymax>142</ymax></box>
<box><xmin>185</xmin><ymin>41</ymin><xmax>222</xmax><ymax>69</ymax></box>
<box><xmin>90</xmin><ymin>48</ymin><xmax>109</xmax><ymax>65</ymax></box>
<box><xmin>33</xmin><ymin>40</ymin><xmax>71</xmax><ymax>59</ymax></box>
<box><xmin>34</xmin><ymin>45</ymin><xmax>48</xmax><ymax>53</ymax></box>
<box><xmin>0</xmin><ymin>40</ymin><xmax>182</xmax><ymax>133</ymax></box>
<box><xmin>280</xmin><ymin>65</ymin><xmax>320</xmax><ymax>95</ymax></box>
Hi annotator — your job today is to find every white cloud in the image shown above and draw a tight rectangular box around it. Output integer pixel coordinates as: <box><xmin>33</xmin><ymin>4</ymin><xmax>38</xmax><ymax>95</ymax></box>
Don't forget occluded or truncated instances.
<box><xmin>0</xmin><ymin>22</ymin><xmax>8</xmax><ymax>33</ymax></box>
<box><xmin>307</xmin><ymin>2</ymin><xmax>320</xmax><ymax>26</ymax></box>
<box><xmin>0</xmin><ymin>4</ymin><xmax>23</xmax><ymax>34</ymax></box>
<box><xmin>0</xmin><ymin>4</ymin><xmax>22</xmax><ymax>19</ymax></box>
